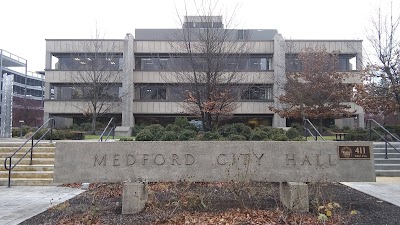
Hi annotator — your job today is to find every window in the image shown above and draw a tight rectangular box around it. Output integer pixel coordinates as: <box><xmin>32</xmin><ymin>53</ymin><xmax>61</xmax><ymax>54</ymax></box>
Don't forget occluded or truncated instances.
<box><xmin>241</xmin><ymin>85</ymin><xmax>273</xmax><ymax>101</ymax></box>
<box><xmin>51</xmin><ymin>53</ymin><xmax>123</xmax><ymax>71</ymax></box>
<box><xmin>338</xmin><ymin>55</ymin><xmax>357</xmax><ymax>71</ymax></box>
<box><xmin>140</xmin><ymin>86</ymin><xmax>167</xmax><ymax>100</ymax></box>
<box><xmin>237</xmin><ymin>30</ymin><xmax>248</xmax><ymax>40</ymax></box>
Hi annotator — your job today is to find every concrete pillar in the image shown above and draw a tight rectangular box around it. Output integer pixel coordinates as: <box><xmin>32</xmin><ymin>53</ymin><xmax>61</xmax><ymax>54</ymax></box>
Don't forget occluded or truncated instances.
<box><xmin>272</xmin><ymin>34</ymin><xmax>287</xmax><ymax>128</ymax></box>
<box><xmin>121</xmin><ymin>33</ymin><xmax>135</xmax><ymax>127</ymax></box>
<box><xmin>358</xmin><ymin>113</ymin><xmax>365</xmax><ymax>129</ymax></box>
<box><xmin>122</xmin><ymin>182</ymin><xmax>148</xmax><ymax>214</ymax></box>
<box><xmin>279</xmin><ymin>182</ymin><xmax>309</xmax><ymax>212</ymax></box>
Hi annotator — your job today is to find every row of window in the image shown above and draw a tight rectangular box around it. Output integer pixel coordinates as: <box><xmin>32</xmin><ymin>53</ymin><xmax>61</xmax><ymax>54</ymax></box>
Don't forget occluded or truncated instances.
<box><xmin>137</xmin><ymin>85</ymin><xmax>273</xmax><ymax>101</ymax></box>
<box><xmin>13</xmin><ymin>85</ymin><xmax>44</xmax><ymax>98</ymax></box>
<box><xmin>285</xmin><ymin>55</ymin><xmax>357</xmax><ymax>72</ymax></box>
<box><xmin>51</xmin><ymin>53</ymin><xmax>123</xmax><ymax>71</ymax></box>
<box><xmin>13</xmin><ymin>75</ymin><xmax>43</xmax><ymax>87</ymax></box>
<box><xmin>50</xmin><ymin>84</ymin><xmax>122</xmax><ymax>100</ymax></box>
<box><xmin>135</xmin><ymin>56</ymin><xmax>273</xmax><ymax>71</ymax></box>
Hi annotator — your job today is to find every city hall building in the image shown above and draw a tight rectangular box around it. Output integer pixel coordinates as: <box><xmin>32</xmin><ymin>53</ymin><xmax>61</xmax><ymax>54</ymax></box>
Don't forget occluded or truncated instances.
<box><xmin>44</xmin><ymin>16</ymin><xmax>364</xmax><ymax>129</ymax></box>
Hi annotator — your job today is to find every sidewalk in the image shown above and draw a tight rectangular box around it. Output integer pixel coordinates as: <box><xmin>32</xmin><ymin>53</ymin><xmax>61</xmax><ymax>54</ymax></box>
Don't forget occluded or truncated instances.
<box><xmin>342</xmin><ymin>177</ymin><xmax>400</xmax><ymax>207</ymax></box>
<box><xmin>0</xmin><ymin>186</ymin><xmax>84</xmax><ymax>225</ymax></box>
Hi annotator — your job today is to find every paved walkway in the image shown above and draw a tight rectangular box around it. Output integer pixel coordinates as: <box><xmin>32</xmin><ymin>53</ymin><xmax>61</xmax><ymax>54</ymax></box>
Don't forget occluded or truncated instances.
<box><xmin>0</xmin><ymin>186</ymin><xmax>84</xmax><ymax>225</ymax></box>
<box><xmin>342</xmin><ymin>177</ymin><xmax>400</xmax><ymax>207</ymax></box>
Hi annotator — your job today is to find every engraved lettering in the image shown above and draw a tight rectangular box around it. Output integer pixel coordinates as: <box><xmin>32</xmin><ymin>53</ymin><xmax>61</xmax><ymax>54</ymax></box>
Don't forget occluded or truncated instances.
<box><xmin>172</xmin><ymin>154</ymin><xmax>180</xmax><ymax>165</ymax></box>
<box><xmin>240</xmin><ymin>153</ymin><xmax>250</xmax><ymax>165</ymax></box>
<box><xmin>94</xmin><ymin>154</ymin><xmax>106</xmax><ymax>166</ymax></box>
<box><xmin>316</xmin><ymin>154</ymin><xmax>323</xmax><ymax>166</ymax></box>
<box><xmin>254</xmin><ymin>153</ymin><xmax>264</xmax><ymax>165</ymax></box>
<box><xmin>113</xmin><ymin>154</ymin><xmax>120</xmax><ymax>166</ymax></box>
<box><xmin>126</xmin><ymin>154</ymin><xmax>135</xmax><ymax>166</ymax></box>
<box><xmin>185</xmin><ymin>154</ymin><xmax>195</xmax><ymax>165</ymax></box>
<box><xmin>154</xmin><ymin>154</ymin><xmax>165</xmax><ymax>165</ymax></box>
<box><xmin>217</xmin><ymin>154</ymin><xmax>227</xmax><ymax>165</ymax></box>
<box><xmin>301</xmin><ymin>155</ymin><xmax>311</xmax><ymax>165</ymax></box>
<box><xmin>143</xmin><ymin>154</ymin><xmax>149</xmax><ymax>165</ymax></box>
<box><xmin>286</xmin><ymin>154</ymin><xmax>296</xmax><ymax>165</ymax></box>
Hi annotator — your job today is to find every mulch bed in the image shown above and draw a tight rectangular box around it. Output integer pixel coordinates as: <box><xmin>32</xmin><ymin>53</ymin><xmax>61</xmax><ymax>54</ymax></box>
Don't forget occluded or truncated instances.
<box><xmin>20</xmin><ymin>182</ymin><xmax>400</xmax><ymax>225</ymax></box>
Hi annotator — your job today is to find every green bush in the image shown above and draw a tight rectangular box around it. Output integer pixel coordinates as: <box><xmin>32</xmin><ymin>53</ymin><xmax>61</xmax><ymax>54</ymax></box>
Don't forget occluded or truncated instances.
<box><xmin>165</xmin><ymin>124</ymin><xmax>182</xmax><ymax>133</ymax></box>
<box><xmin>202</xmin><ymin>132</ymin><xmax>221</xmax><ymax>141</ymax></box>
<box><xmin>135</xmin><ymin>129</ymin><xmax>155</xmax><ymax>141</ymax></box>
<box><xmin>344</xmin><ymin>128</ymin><xmax>380</xmax><ymax>141</ymax></box>
<box><xmin>69</xmin><ymin>124</ymin><xmax>80</xmax><ymax>130</ymax></box>
<box><xmin>286</xmin><ymin>128</ymin><xmax>301</xmax><ymax>140</ymax></box>
<box><xmin>271</xmin><ymin>133</ymin><xmax>289</xmax><ymax>141</ymax></box>
<box><xmin>218</xmin><ymin>123</ymin><xmax>252</xmax><ymax>140</ymax></box>
<box><xmin>228</xmin><ymin>134</ymin><xmax>246</xmax><ymax>141</ymax></box>
<box><xmin>142</xmin><ymin>124</ymin><xmax>165</xmax><ymax>140</ymax></box>
<box><xmin>132</xmin><ymin>124</ymin><xmax>146</xmax><ymax>136</ymax></box>
<box><xmin>250</xmin><ymin>129</ymin><xmax>269</xmax><ymax>141</ymax></box>
<box><xmin>174</xmin><ymin>117</ymin><xmax>190</xmax><ymax>128</ymax></box>
<box><xmin>33</xmin><ymin>129</ymin><xmax>65</xmax><ymax>140</ymax></box>
<box><xmin>160</xmin><ymin>131</ymin><xmax>179</xmax><ymax>141</ymax></box>
<box><xmin>119</xmin><ymin>137</ymin><xmax>135</xmax><ymax>141</ymax></box>
<box><xmin>79</xmin><ymin>123</ymin><xmax>92</xmax><ymax>131</ymax></box>
<box><xmin>178</xmin><ymin>129</ymin><xmax>197</xmax><ymax>141</ymax></box>
<box><xmin>290</xmin><ymin>123</ymin><xmax>304</xmax><ymax>133</ymax></box>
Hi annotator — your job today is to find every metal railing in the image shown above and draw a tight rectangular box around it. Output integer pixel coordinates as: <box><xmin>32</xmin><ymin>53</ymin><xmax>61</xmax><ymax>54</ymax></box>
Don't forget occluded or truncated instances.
<box><xmin>367</xmin><ymin>119</ymin><xmax>400</xmax><ymax>159</ymax></box>
<box><xmin>303</xmin><ymin>119</ymin><xmax>326</xmax><ymax>141</ymax></box>
<box><xmin>98</xmin><ymin>117</ymin><xmax>116</xmax><ymax>142</ymax></box>
<box><xmin>3</xmin><ymin>118</ymin><xmax>55</xmax><ymax>187</ymax></box>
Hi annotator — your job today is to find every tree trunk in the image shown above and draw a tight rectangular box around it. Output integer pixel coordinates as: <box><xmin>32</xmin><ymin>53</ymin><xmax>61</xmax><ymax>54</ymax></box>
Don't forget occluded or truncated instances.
<box><xmin>90</xmin><ymin>113</ymin><xmax>97</xmax><ymax>135</ymax></box>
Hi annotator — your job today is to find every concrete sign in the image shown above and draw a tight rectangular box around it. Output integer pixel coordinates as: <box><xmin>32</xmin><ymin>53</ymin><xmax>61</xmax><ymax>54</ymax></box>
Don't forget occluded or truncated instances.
<box><xmin>53</xmin><ymin>141</ymin><xmax>376</xmax><ymax>183</ymax></box>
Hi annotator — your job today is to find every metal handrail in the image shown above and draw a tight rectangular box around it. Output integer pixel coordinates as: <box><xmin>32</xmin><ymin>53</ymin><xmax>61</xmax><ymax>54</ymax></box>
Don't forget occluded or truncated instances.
<box><xmin>367</xmin><ymin>119</ymin><xmax>400</xmax><ymax>158</ymax></box>
<box><xmin>303</xmin><ymin>119</ymin><xmax>326</xmax><ymax>141</ymax></box>
<box><xmin>98</xmin><ymin>117</ymin><xmax>115</xmax><ymax>142</ymax></box>
<box><xmin>3</xmin><ymin>118</ymin><xmax>55</xmax><ymax>187</ymax></box>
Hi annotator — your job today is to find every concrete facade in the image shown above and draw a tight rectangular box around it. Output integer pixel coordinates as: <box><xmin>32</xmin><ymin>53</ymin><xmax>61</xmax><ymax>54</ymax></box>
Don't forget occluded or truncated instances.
<box><xmin>44</xmin><ymin>17</ymin><xmax>365</xmax><ymax>129</ymax></box>
<box><xmin>54</xmin><ymin>141</ymin><xmax>376</xmax><ymax>183</ymax></box>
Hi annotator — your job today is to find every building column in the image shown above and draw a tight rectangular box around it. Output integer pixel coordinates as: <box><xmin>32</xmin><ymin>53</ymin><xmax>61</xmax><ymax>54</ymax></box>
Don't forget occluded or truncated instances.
<box><xmin>121</xmin><ymin>33</ymin><xmax>135</xmax><ymax>127</ymax></box>
<box><xmin>272</xmin><ymin>34</ymin><xmax>287</xmax><ymax>128</ymax></box>
<box><xmin>358</xmin><ymin>113</ymin><xmax>365</xmax><ymax>129</ymax></box>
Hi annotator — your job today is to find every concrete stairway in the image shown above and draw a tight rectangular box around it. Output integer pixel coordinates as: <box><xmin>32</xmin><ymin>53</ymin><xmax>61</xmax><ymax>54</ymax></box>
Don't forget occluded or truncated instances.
<box><xmin>0</xmin><ymin>142</ymin><xmax>55</xmax><ymax>186</ymax></box>
<box><xmin>374</xmin><ymin>142</ymin><xmax>400</xmax><ymax>177</ymax></box>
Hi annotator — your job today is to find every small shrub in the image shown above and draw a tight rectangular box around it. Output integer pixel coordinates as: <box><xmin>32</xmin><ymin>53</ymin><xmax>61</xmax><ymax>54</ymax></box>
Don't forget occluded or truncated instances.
<box><xmin>135</xmin><ymin>129</ymin><xmax>155</xmax><ymax>141</ymax></box>
<box><xmin>286</xmin><ymin>128</ymin><xmax>301</xmax><ymax>140</ymax></box>
<box><xmin>228</xmin><ymin>134</ymin><xmax>246</xmax><ymax>141</ymax></box>
<box><xmin>166</xmin><ymin>124</ymin><xmax>182</xmax><ymax>133</ymax></box>
<box><xmin>178</xmin><ymin>129</ymin><xmax>197</xmax><ymax>141</ymax></box>
<box><xmin>290</xmin><ymin>122</ymin><xmax>303</xmax><ymax>133</ymax></box>
<box><xmin>160</xmin><ymin>131</ymin><xmax>179</xmax><ymax>141</ymax></box>
<box><xmin>119</xmin><ymin>137</ymin><xmax>134</xmax><ymax>141</ymax></box>
<box><xmin>202</xmin><ymin>132</ymin><xmax>221</xmax><ymax>141</ymax></box>
<box><xmin>69</xmin><ymin>124</ymin><xmax>80</xmax><ymax>130</ymax></box>
<box><xmin>33</xmin><ymin>129</ymin><xmax>65</xmax><ymax>140</ymax></box>
<box><xmin>174</xmin><ymin>117</ymin><xmax>190</xmax><ymax>128</ymax></box>
<box><xmin>80</xmin><ymin>123</ymin><xmax>92</xmax><ymax>131</ymax></box>
<box><xmin>218</xmin><ymin>123</ymin><xmax>252</xmax><ymax>140</ymax></box>
<box><xmin>132</xmin><ymin>124</ymin><xmax>146</xmax><ymax>136</ymax></box>
<box><xmin>142</xmin><ymin>124</ymin><xmax>165</xmax><ymax>140</ymax></box>
<box><xmin>250</xmin><ymin>129</ymin><xmax>268</xmax><ymax>141</ymax></box>
<box><xmin>271</xmin><ymin>133</ymin><xmax>289</xmax><ymax>141</ymax></box>
<box><xmin>329</xmin><ymin>125</ymin><xmax>341</xmax><ymax>132</ymax></box>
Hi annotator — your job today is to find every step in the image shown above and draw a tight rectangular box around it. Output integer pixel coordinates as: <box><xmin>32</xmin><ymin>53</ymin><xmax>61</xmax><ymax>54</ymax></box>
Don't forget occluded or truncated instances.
<box><xmin>374</xmin><ymin>158</ymin><xmax>400</xmax><ymax>164</ymax></box>
<box><xmin>0</xmin><ymin>142</ymin><xmax>55</xmax><ymax>148</ymax></box>
<box><xmin>0</xmin><ymin>165</ymin><xmax>54</xmax><ymax>172</ymax></box>
<box><xmin>0</xmin><ymin>178</ymin><xmax>55</xmax><ymax>186</ymax></box>
<box><xmin>374</xmin><ymin>153</ymin><xmax>400</xmax><ymax>158</ymax></box>
<box><xmin>0</xmin><ymin>147</ymin><xmax>55</xmax><ymax>153</ymax></box>
<box><xmin>2</xmin><ymin>158</ymin><xmax>54</xmax><ymax>166</ymax></box>
<box><xmin>373</xmin><ymin>148</ymin><xmax>400</xmax><ymax>154</ymax></box>
<box><xmin>373</xmin><ymin>143</ymin><xmax>400</xmax><ymax>148</ymax></box>
<box><xmin>375</xmin><ymin>170</ymin><xmax>400</xmax><ymax>177</ymax></box>
<box><xmin>375</xmin><ymin>164</ymin><xmax>400</xmax><ymax>170</ymax></box>
<box><xmin>0</xmin><ymin>152</ymin><xmax>55</xmax><ymax>158</ymax></box>
<box><xmin>0</xmin><ymin>171</ymin><xmax>53</xmax><ymax>179</ymax></box>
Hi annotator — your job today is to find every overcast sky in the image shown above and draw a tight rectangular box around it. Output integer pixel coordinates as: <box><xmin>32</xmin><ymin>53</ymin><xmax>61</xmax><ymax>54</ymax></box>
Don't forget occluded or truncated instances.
<box><xmin>0</xmin><ymin>0</ymin><xmax>396</xmax><ymax>72</ymax></box>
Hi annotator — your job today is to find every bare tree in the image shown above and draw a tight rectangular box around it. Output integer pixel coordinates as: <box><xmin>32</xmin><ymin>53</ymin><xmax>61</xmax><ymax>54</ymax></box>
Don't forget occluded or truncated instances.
<box><xmin>270</xmin><ymin>47</ymin><xmax>354</xmax><ymax>128</ymax></box>
<box><xmin>162</xmin><ymin>2</ymin><xmax>251</xmax><ymax>131</ymax></box>
<box><xmin>358</xmin><ymin>3</ymin><xmax>400</xmax><ymax>117</ymax></box>
<box><xmin>66</xmin><ymin>32</ymin><xmax>124</xmax><ymax>134</ymax></box>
